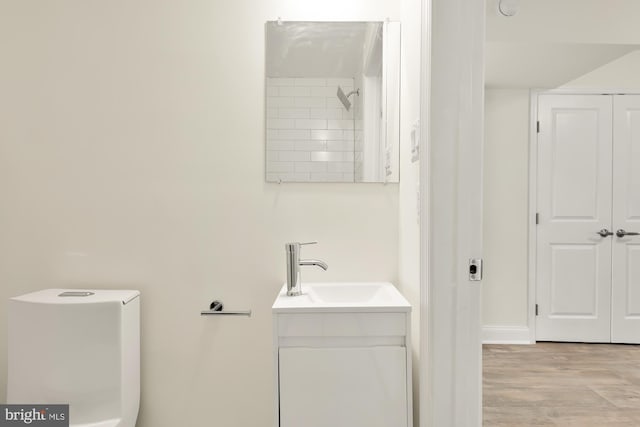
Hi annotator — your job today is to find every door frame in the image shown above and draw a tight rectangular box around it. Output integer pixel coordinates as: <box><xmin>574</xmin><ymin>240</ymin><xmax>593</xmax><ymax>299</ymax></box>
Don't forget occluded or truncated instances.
<box><xmin>420</xmin><ymin>0</ymin><xmax>485</xmax><ymax>425</ymax></box>
<box><xmin>528</xmin><ymin>88</ymin><xmax>640</xmax><ymax>344</ymax></box>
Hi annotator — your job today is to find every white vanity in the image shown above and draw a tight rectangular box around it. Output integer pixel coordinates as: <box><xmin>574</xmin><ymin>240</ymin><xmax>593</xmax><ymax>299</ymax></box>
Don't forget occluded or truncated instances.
<box><xmin>272</xmin><ymin>282</ymin><xmax>412</xmax><ymax>427</ymax></box>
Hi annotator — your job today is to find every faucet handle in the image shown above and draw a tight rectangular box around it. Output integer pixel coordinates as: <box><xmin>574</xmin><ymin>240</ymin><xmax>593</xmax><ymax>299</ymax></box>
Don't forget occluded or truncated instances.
<box><xmin>285</xmin><ymin>241</ymin><xmax>317</xmax><ymax>252</ymax></box>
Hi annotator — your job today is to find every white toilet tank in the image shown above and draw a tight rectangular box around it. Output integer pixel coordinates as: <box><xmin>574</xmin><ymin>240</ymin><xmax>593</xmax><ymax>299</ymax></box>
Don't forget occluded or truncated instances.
<box><xmin>7</xmin><ymin>289</ymin><xmax>140</xmax><ymax>427</ymax></box>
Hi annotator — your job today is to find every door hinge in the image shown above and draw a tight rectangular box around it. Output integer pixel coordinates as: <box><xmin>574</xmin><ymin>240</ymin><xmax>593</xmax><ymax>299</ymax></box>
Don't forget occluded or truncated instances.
<box><xmin>535</xmin><ymin>304</ymin><xmax>539</xmax><ymax>316</ymax></box>
<box><xmin>536</xmin><ymin>121</ymin><xmax>540</xmax><ymax>133</ymax></box>
<box><xmin>536</xmin><ymin>213</ymin><xmax>539</xmax><ymax>225</ymax></box>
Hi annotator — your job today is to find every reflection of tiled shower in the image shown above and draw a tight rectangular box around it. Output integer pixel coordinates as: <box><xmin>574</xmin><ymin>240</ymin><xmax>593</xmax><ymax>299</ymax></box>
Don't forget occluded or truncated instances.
<box><xmin>266</xmin><ymin>77</ymin><xmax>362</xmax><ymax>183</ymax></box>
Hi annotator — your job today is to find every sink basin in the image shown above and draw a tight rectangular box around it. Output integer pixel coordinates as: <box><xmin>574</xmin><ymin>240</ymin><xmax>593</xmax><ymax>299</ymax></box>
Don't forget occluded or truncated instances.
<box><xmin>308</xmin><ymin>283</ymin><xmax>388</xmax><ymax>303</ymax></box>
<box><xmin>272</xmin><ymin>282</ymin><xmax>410</xmax><ymax>313</ymax></box>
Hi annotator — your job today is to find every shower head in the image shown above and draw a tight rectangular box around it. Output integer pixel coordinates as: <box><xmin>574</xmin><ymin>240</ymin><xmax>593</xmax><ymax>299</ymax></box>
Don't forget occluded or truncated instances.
<box><xmin>336</xmin><ymin>86</ymin><xmax>360</xmax><ymax>111</ymax></box>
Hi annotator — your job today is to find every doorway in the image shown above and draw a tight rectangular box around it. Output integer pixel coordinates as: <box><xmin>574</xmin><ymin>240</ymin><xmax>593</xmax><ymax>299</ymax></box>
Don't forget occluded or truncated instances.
<box><xmin>535</xmin><ymin>93</ymin><xmax>640</xmax><ymax>344</ymax></box>
<box><xmin>536</xmin><ymin>94</ymin><xmax>640</xmax><ymax>343</ymax></box>
<box><xmin>483</xmin><ymin>1</ymin><xmax>640</xmax><ymax>345</ymax></box>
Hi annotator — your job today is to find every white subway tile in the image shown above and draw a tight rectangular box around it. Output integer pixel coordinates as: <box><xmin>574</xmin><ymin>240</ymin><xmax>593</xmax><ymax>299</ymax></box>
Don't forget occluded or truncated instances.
<box><xmin>296</xmin><ymin>119</ymin><xmax>327</xmax><ymax>130</ymax></box>
<box><xmin>266</xmin><ymin>108</ymin><xmax>279</xmax><ymax>118</ymax></box>
<box><xmin>309</xmin><ymin>108</ymin><xmax>343</xmax><ymax>119</ymax></box>
<box><xmin>310</xmin><ymin>129</ymin><xmax>344</xmax><ymax>141</ymax></box>
<box><xmin>308</xmin><ymin>108</ymin><xmax>327</xmax><ymax>119</ymax></box>
<box><xmin>266</xmin><ymin>161</ymin><xmax>294</xmax><ymax>173</ymax></box>
<box><xmin>328</xmin><ymin>119</ymin><xmax>354</xmax><ymax>130</ymax></box>
<box><xmin>342</xmin><ymin>173</ymin><xmax>355</xmax><ymax>182</ymax></box>
<box><xmin>266</xmin><ymin>86</ymin><xmax>279</xmax><ymax>97</ymax></box>
<box><xmin>278</xmin><ymin>151</ymin><xmax>311</xmax><ymax>162</ymax></box>
<box><xmin>292</xmin><ymin>173</ymin><xmax>312</xmax><ymax>182</ymax></box>
<box><xmin>296</xmin><ymin>78</ymin><xmax>326</xmax><ymax>87</ymax></box>
<box><xmin>328</xmin><ymin>162</ymin><xmax>354</xmax><ymax>173</ymax></box>
<box><xmin>311</xmin><ymin>151</ymin><xmax>331</xmax><ymax>162</ymax></box>
<box><xmin>277</xmin><ymin>129</ymin><xmax>311</xmax><ymax>140</ymax></box>
<box><xmin>267</xmin><ymin>140</ymin><xmax>294</xmax><ymax>151</ymax></box>
<box><xmin>267</xmin><ymin>97</ymin><xmax>294</xmax><ymax>108</ymax></box>
<box><xmin>328</xmin><ymin>108</ymin><xmax>345</xmax><ymax>119</ymax></box>
<box><xmin>311</xmin><ymin>151</ymin><xmax>354</xmax><ymax>162</ymax></box>
<box><xmin>327</xmin><ymin>141</ymin><xmax>354</xmax><ymax>152</ymax></box>
<box><xmin>267</xmin><ymin>118</ymin><xmax>295</xmax><ymax>129</ymax></box>
<box><xmin>295</xmin><ymin>140</ymin><xmax>327</xmax><ymax>151</ymax></box>
<box><xmin>326</xmin><ymin>78</ymin><xmax>355</xmax><ymax>87</ymax></box>
<box><xmin>267</xmin><ymin>78</ymin><xmax>295</xmax><ymax>86</ymax></box>
<box><xmin>310</xmin><ymin>172</ymin><xmax>345</xmax><ymax>182</ymax></box>
<box><xmin>266</xmin><ymin>151</ymin><xmax>279</xmax><ymax>162</ymax></box>
<box><xmin>279</xmin><ymin>86</ymin><xmax>310</xmax><ymax>97</ymax></box>
<box><xmin>279</xmin><ymin>108</ymin><xmax>309</xmax><ymax>119</ymax></box>
<box><xmin>310</xmin><ymin>87</ymin><xmax>329</xmax><ymax>97</ymax></box>
<box><xmin>326</xmin><ymin>97</ymin><xmax>344</xmax><ymax>109</ymax></box>
<box><xmin>266</xmin><ymin>173</ymin><xmax>280</xmax><ymax>182</ymax></box>
<box><xmin>322</xmin><ymin>86</ymin><xmax>336</xmax><ymax>97</ymax></box>
<box><xmin>342</xmin><ymin>108</ymin><xmax>354</xmax><ymax>119</ymax></box>
<box><xmin>295</xmin><ymin>162</ymin><xmax>327</xmax><ymax>173</ymax></box>
<box><xmin>266</xmin><ymin>129</ymin><xmax>278</xmax><ymax>139</ymax></box>
<box><xmin>294</xmin><ymin>97</ymin><xmax>326</xmax><ymax>108</ymax></box>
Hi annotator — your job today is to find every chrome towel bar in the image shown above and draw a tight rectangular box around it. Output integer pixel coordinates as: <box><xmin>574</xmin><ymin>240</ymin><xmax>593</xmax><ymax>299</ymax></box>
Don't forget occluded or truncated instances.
<box><xmin>200</xmin><ymin>310</ymin><xmax>252</xmax><ymax>316</ymax></box>
<box><xmin>200</xmin><ymin>300</ymin><xmax>251</xmax><ymax>317</ymax></box>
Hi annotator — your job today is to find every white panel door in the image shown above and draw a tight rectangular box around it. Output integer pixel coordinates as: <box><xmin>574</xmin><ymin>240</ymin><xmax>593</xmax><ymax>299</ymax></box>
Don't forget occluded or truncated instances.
<box><xmin>278</xmin><ymin>346</ymin><xmax>407</xmax><ymax>427</ymax></box>
<box><xmin>536</xmin><ymin>94</ymin><xmax>613</xmax><ymax>342</ymax></box>
<box><xmin>612</xmin><ymin>95</ymin><xmax>640</xmax><ymax>344</ymax></box>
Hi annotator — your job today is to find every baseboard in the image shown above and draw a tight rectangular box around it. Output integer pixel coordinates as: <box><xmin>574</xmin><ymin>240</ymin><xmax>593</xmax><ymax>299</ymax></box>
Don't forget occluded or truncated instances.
<box><xmin>482</xmin><ymin>325</ymin><xmax>533</xmax><ymax>344</ymax></box>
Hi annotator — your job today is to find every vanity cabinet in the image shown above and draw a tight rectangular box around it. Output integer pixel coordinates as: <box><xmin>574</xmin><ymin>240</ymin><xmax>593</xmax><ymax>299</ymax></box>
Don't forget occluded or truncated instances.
<box><xmin>279</xmin><ymin>346</ymin><xmax>407</xmax><ymax>427</ymax></box>
<box><xmin>272</xmin><ymin>283</ymin><xmax>412</xmax><ymax>427</ymax></box>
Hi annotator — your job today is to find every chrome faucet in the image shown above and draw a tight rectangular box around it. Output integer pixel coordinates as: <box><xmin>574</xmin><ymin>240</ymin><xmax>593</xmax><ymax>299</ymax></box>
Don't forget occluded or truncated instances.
<box><xmin>285</xmin><ymin>242</ymin><xmax>328</xmax><ymax>296</ymax></box>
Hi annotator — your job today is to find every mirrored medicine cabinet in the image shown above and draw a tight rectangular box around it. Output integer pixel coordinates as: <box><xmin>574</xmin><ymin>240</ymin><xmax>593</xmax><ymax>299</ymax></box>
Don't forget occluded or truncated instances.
<box><xmin>265</xmin><ymin>21</ymin><xmax>400</xmax><ymax>183</ymax></box>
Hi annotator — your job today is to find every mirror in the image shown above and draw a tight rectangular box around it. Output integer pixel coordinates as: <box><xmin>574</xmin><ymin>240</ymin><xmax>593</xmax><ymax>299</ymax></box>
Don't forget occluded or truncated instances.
<box><xmin>265</xmin><ymin>21</ymin><xmax>400</xmax><ymax>183</ymax></box>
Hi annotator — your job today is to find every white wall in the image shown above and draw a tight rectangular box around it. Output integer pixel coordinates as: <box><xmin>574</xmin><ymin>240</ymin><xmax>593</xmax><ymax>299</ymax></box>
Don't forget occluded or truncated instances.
<box><xmin>0</xmin><ymin>1</ymin><xmax>406</xmax><ymax>426</ymax></box>
<box><xmin>562</xmin><ymin>50</ymin><xmax>640</xmax><ymax>89</ymax></box>
<box><xmin>398</xmin><ymin>0</ymin><xmax>421</xmax><ymax>422</ymax></box>
<box><xmin>482</xmin><ymin>89</ymin><xmax>530</xmax><ymax>328</ymax></box>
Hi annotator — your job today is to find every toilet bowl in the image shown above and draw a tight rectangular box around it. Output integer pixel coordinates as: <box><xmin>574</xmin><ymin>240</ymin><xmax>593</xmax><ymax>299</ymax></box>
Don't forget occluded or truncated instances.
<box><xmin>7</xmin><ymin>289</ymin><xmax>140</xmax><ymax>427</ymax></box>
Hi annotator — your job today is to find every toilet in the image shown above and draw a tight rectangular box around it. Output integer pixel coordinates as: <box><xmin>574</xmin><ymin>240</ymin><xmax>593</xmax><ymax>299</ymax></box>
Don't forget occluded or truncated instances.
<box><xmin>7</xmin><ymin>289</ymin><xmax>140</xmax><ymax>427</ymax></box>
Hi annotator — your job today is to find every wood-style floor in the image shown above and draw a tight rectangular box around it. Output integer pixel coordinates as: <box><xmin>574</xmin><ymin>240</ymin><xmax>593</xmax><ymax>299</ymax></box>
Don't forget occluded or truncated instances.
<box><xmin>484</xmin><ymin>343</ymin><xmax>640</xmax><ymax>426</ymax></box>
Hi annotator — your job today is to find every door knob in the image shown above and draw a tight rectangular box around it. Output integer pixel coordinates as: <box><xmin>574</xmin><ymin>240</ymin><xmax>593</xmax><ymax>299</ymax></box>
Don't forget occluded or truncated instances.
<box><xmin>597</xmin><ymin>229</ymin><xmax>614</xmax><ymax>237</ymax></box>
<box><xmin>616</xmin><ymin>229</ymin><xmax>640</xmax><ymax>238</ymax></box>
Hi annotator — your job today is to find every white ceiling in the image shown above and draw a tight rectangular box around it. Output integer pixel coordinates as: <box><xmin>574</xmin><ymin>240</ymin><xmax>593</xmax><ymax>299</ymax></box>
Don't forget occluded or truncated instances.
<box><xmin>486</xmin><ymin>0</ymin><xmax>640</xmax><ymax>88</ymax></box>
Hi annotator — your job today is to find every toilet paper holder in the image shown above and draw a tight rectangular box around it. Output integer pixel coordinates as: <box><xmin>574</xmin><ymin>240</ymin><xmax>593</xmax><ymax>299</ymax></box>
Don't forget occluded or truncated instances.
<box><xmin>200</xmin><ymin>300</ymin><xmax>252</xmax><ymax>317</ymax></box>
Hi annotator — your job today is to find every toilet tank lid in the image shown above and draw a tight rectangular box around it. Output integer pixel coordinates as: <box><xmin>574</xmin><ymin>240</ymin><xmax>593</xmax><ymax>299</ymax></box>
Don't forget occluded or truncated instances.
<box><xmin>10</xmin><ymin>289</ymin><xmax>140</xmax><ymax>305</ymax></box>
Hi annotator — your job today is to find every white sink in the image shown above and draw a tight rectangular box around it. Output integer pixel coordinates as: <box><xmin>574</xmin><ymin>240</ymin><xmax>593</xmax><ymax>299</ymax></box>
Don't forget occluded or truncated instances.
<box><xmin>272</xmin><ymin>282</ymin><xmax>410</xmax><ymax>313</ymax></box>
<box><xmin>272</xmin><ymin>281</ymin><xmax>413</xmax><ymax>426</ymax></box>
<box><xmin>308</xmin><ymin>283</ymin><xmax>389</xmax><ymax>303</ymax></box>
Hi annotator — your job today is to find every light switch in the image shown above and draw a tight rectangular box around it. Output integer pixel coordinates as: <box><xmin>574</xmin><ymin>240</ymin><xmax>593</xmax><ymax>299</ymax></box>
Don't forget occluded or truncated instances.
<box><xmin>411</xmin><ymin>119</ymin><xmax>420</xmax><ymax>163</ymax></box>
